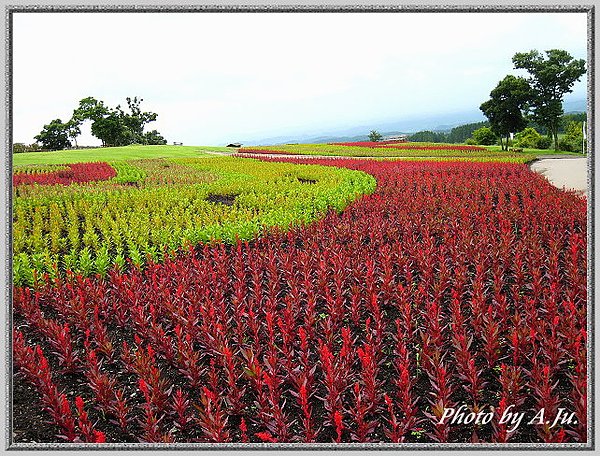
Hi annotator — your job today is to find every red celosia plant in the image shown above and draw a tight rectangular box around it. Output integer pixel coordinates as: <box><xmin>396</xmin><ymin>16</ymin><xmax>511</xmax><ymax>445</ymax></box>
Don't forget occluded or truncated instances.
<box><xmin>13</xmin><ymin>162</ymin><xmax>116</xmax><ymax>186</ymax></box>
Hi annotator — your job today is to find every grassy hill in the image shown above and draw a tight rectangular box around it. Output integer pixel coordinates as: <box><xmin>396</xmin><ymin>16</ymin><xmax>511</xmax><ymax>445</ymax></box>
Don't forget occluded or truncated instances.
<box><xmin>13</xmin><ymin>144</ymin><xmax>232</xmax><ymax>165</ymax></box>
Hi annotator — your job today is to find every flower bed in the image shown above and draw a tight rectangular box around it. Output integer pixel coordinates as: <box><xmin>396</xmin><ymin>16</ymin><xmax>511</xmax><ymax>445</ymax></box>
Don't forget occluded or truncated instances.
<box><xmin>12</xmin><ymin>159</ymin><xmax>587</xmax><ymax>444</ymax></box>
<box><xmin>13</xmin><ymin>162</ymin><xmax>116</xmax><ymax>187</ymax></box>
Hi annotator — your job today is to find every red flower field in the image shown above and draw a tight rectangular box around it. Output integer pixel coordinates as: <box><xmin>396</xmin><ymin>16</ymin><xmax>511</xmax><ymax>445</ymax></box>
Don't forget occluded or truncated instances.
<box><xmin>13</xmin><ymin>162</ymin><xmax>116</xmax><ymax>187</ymax></box>
<box><xmin>330</xmin><ymin>142</ymin><xmax>487</xmax><ymax>151</ymax></box>
<box><xmin>13</xmin><ymin>159</ymin><xmax>587</xmax><ymax>444</ymax></box>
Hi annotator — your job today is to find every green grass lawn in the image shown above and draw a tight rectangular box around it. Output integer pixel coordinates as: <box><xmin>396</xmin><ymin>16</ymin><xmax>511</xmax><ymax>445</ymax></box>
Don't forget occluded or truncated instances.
<box><xmin>12</xmin><ymin>145</ymin><xmax>232</xmax><ymax>165</ymax></box>
<box><xmin>482</xmin><ymin>145</ymin><xmax>583</xmax><ymax>157</ymax></box>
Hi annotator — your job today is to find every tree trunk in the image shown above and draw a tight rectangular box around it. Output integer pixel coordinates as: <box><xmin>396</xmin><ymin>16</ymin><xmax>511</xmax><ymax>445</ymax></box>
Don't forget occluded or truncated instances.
<box><xmin>553</xmin><ymin>127</ymin><xmax>559</xmax><ymax>152</ymax></box>
<box><xmin>506</xmin><ymin>134</ymin><xmax>510</xmax><ymax>151</ymax></box>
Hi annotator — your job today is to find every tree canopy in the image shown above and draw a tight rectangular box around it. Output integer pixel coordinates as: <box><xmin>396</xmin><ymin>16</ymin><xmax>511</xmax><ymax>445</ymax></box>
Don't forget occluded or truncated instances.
<box><xmin>34</xmin><ymin>119</ymin><xmax>72</xmax><ymax>151</ymax></box>
<box><xmin>512</xmin><ymin>49</ymin><xmax>586</xmax><ymax>151</ymax></box>
<box><xmin>408</xmin><ymin>130</ymin><xmax>446</xmax><ymax>143</ymax></box>
<box><xmin>480</xmin><ymin>75</ymin><xmax>531</xmax><ymax>151</ymax></box>
<box><xmin>470</xmin><ymin>127</ymin><xmax>497</xmax><ymax>146</ymax></box>
<box><xmin>368</xmin><ymin>130</ymin><xmax>383</xmax><ymax>142</ymax></box>
<box><xmin>34</xmin><ymin>96</ymin><xmax>167</xmax><ymax>150</ymax></box>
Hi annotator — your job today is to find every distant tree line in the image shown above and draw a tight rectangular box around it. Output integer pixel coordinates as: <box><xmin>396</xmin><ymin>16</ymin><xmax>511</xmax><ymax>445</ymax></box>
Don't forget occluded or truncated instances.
<box><xmin>408</xmin><ymin>111</ymin><xmax>586</xmax><ymax>152</ymax></box>
<box><xmin>408</xmin><ymin>121</ymin><xmax>490</xmax><ymax>144</ymax></box>
<box><xmin>28</xmin><ymin>96</ymin><xmax>167</xmax><ymax>151</ymax></box>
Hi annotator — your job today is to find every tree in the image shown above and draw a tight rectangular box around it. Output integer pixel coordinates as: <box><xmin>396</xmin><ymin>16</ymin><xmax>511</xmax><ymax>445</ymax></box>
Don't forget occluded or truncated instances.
<box><xmin>143</xmin><ymin>130</ymin><xmax>167</xmax><ymax>145</ymax></box>
<box><xmin>560</xmin><ymin>112</ymin><xmax>586</xmax><ymax>133</ymax></box>
<box><xmin>65</xmin><ymin>119</ymin><xmax>81</xmax><ymax>148</ymax></box>
<box><xmin>559</xmin><ymin>121</ymin><xmax>585</xmax><ymax>153</ymax></box>
<box><xmin>90</xmin><ymin>111</ymin><xmax>134</xmax><ymax>147</ymax></box>
<box><xmin>471</xmin><ymin>127</ymin><xmax>497</xmax><ymax>146</ymax></box>
<box><xmin>446</xmin><ymin>121</ymin><xmax>489</xmax><ymax>144</ymax></box>
<box><xmin>70</xmin><ymin>96</ymin><xmax>163</xmax><ymax>147</ymax></box>
<box><xmin>72</xmin><ymin>96</ymin><xmax>109</xmax><ymax>123</ymax></box>
<box><xmin>368</xmin><ymin>130</ymin><xmax>383</xmax><ymax>142</ymax></box>
<box><xmin>512</xmin><ymin>49</ymin><xmax>586</xmax><ymax>151</ymax></box>
<box><xmin>480</xmin><ymin>75</ymin><xmax>531</xmax><ymax>151</ymax></box>
<box><xmin>34</xmin><ymin>119</ymin><xmax>71</xmax><ymax>150</ymax></box>
<box><xmin>117</xmin><ymin>97</ymin><xmax>158</xmax><ymax>142</ymax></box>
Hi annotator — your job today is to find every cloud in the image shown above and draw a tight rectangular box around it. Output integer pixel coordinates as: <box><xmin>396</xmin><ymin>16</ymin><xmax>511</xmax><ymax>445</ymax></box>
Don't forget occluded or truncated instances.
<box><xmin>13</xmin><ymin>11</ymin><xmax>587</xmax><ymax>145</ymax></box>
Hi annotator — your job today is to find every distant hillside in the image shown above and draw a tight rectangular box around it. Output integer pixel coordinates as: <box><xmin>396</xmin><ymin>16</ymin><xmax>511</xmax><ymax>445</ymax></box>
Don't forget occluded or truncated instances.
<box><xmin>241</xmin><ymin>98</ymin><xmax>586</xmax><ymax>146</ymax></box>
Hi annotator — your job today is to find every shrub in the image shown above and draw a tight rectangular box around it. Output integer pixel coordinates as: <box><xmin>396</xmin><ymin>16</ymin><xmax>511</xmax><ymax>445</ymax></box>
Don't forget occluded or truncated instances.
<box><xmin>514</xmin><ymin>127</ymin><xmax>545</xmax><ymax>149</ymax></box>
<box><xmin>559</xmin><ymin>121</ymin><xmax>585</xmax><ymax>153</ymax></box>
<box><xmin>13</xmin><ymin>143</ymin><xmax>45</xmax><ymax>153</ymax></box>
<box><xmin>471</xmin><ymin>127</ymin><xmax>497</xmax><ymax>146</ymax></box>
<box><xmin>512</xmin><ymin>128</ymin><xmax>552</xmax><ymax>150</ymax></box>
<box><xmin>537</xmin><ymin>136</ymin><xmax>552</xmax><ymax>150</ymax></box>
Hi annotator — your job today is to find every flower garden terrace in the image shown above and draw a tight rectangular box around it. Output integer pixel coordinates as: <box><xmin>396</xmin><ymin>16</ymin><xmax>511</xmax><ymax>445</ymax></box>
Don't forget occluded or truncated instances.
<box><xmin>12</xmin><ymin>156</ymin><xmax>587</xmax><ymax>444</ymax></box>
<box><xmin>235</xmin><ymin>142</ymin><xmax>573</xmax><ymax>161</ymax></box>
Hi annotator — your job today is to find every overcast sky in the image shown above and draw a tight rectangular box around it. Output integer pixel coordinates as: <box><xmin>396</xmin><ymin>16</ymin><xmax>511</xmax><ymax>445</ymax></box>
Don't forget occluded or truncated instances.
<box><xmin>13</xmin><ymin>12</ymin><xmax>587</xmax><ymax>146</ymax></box>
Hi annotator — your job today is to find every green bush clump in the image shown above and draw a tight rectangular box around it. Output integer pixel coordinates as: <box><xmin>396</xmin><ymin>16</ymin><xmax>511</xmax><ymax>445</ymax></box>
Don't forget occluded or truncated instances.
<box><xmin>514</xmin><ymin>127</ymin><xmax>550</xmax><ymax>149</ymax></box>
<box><xmin>559</xmin><ymin>121</ymin><xmax>585</xmax><ymax>153</ymax></box>
<box><xmin>470</xmin><ymin>127</ymin><xmax>498</xmax><ymax>146</ymax></box>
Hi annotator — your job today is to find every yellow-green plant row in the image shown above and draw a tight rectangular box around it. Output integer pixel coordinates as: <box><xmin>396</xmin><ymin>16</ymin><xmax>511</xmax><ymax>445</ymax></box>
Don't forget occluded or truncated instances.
<box><xmin>239</xmin><ymin>143</ymin><xmax>558</xmax><ymax>160</ymax></box>
<box><xmin>13</xmin><ymin>156</ymin><xmax>376</xmax><ymax>286</ymax></box>
<box><xmin>13</xmin><ymin>164</ymin><xmax>70</xmax><ymax>175</ymax></box>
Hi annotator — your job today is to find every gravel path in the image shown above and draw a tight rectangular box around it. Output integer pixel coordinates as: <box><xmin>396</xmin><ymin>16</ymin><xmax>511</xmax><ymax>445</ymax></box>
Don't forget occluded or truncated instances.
<box><xmin>529</xmin><ymin>157</ymin><xmax>588</xmax><ymax>195</ymax></box>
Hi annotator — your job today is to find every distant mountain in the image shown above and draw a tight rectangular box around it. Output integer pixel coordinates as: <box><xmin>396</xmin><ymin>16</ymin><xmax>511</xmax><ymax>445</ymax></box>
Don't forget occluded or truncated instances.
<box><xmin>563</xmin><ymin>98</ymin><xmax>586</xmax><ymax>113</ymax></box>
<box><xmin>239</xmin><ymin>98</ymin><xmax>586</xmax><ymax>146</ymax></box>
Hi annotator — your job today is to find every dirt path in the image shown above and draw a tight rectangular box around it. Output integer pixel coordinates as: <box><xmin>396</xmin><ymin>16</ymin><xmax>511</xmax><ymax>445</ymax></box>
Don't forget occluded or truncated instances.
<box><xmin>529</xmin><ymin>157</ymin><xmax>588</xmax><ymax>195</ymax></box>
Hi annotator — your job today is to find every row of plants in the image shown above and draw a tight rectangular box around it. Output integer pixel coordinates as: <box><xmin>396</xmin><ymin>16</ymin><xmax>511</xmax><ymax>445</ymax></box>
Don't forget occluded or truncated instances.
<box><xmin>13</xmin><ymin>158</ymin><xmax>587</xmax><ymax>443</ymax></box>
<box><xmin>238</xmin><ymin>143</ymin><xmax>534</xmax><ymax>159</ymax></box>
<box><xmin>330</xmin><ymin>142</ymin><xmax>487</xmax><ymax>151</ymax></box>
<box><xmin>13</xmin><ymin>164</ymin><xmax>69</xmax><ymax>175</ymax></box>
<box><xmin>12</xmin><ymin>157</ymin><xmax>375</xmax><ymax>285</ymax></box>
<box><xmin>236</xmin><ymin>152</ymin><xmax>533</xmax><ymax>165</ymax></box>
<box><xmin>127</xmin><ymin>159</ymin><xmax>217</xmax><ymax>186</ymax></box>
<box><xmin>110</xmin><ymin>162</ymin><xmax>147</xmax><ymax>185</ymax></box>
<box><xmin>13</xmin><ymin>162</ymin><xmax>116</xmax><ymax>187</ymax></box>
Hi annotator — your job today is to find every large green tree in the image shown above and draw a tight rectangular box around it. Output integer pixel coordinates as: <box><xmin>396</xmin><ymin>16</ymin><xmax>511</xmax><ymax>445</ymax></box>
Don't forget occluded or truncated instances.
<box><xmin>512</xmin><ymin>49</ymin><xmax>586</xmax><ymax>151</ymax></box>
<box><xmin>34</xmin><ymin>119</ymin><xmax>72</xmax><ymax>150</ymax></box>
<box><xmin>480</xmin><ymin>75</ymin><xmax>531</xmax><ymax>151</ymax></box>
<box><xmin>70</xmin><ymin>96</ymin><xmax>163</xmax><ymax>147</ymax></box>
<box><xmin>117</xmin><ymin>97</ymin><xmax>158</xmax><ymax>141</ymax></box>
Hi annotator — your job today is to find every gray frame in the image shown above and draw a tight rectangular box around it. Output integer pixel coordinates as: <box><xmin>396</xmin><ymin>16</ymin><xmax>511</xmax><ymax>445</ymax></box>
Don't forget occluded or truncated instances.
<box><xmin>2</xmin><ymin>4</ymin><xmax>595</xmax><ymax>452</ymax></box>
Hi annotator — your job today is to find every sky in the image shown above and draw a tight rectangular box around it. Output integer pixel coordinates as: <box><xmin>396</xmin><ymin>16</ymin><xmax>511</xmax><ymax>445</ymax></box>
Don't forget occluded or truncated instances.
<box><xmin>13</xmin><ymin>12</ymin><xmax>588</xmax><ymax>146</ymax></box>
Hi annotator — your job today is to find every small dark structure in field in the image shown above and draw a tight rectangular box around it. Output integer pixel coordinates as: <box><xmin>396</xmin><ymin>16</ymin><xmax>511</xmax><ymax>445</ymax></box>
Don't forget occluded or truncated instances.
<box><xmin>297</xmin><ymin>177</ymin><xmax>317</xmax><ymax>184</ymax></box>
<box><xmin>173</xmin><ymin>141</ymin><xmax>183</xmax><ymax>146</ymax></box>
<box><xmin>227</xmin><ymin>143</ymin><xmax>242</xmax><ymax>148</ymax></box>
<box><xmin>206</xmin><ymin>193</ymin><xmax>237</xmax><ymax>206</ymax></box>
